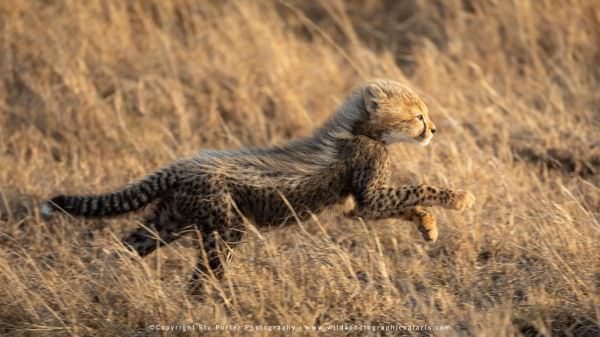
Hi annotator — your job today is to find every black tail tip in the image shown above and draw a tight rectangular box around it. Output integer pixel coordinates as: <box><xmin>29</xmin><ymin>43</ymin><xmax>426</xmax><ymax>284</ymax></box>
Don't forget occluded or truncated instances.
<box><xmin>40</xmin><ymin>195</ymin><xmax>68</xmax><ymax>217</ymax></box>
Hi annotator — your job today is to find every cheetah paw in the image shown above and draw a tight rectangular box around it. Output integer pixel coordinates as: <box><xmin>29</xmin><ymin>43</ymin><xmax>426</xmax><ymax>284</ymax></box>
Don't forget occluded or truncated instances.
<box><xmin>416</xmin><ymin>212</ymin><xmax>438</xmax><ymax>242</ymax></box>
<box><xmin>449</xmin><ymin>190</ymin><xmax>475</xmax><ymax>211</ymax></box>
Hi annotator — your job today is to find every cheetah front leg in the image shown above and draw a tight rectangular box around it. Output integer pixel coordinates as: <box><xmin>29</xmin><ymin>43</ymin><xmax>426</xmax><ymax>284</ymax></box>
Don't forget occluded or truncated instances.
<box><xmin>351</xmin><ymin>185</ymin><xmax>475</xmax><ymax>217</ymax></box>
<box><xmin>348</xmin><ymin>185</ymin><xmax>474</xmax><ymax>242</ymax></box>
<box><xmin>346</xmin><ymin>205</ymin><xmax>438</xmax><ymax>241</ymax></box>
<box><xmin>400</xmin><ymin>206</ymin><xmax>438</xmax><ymax>242</ymax></box>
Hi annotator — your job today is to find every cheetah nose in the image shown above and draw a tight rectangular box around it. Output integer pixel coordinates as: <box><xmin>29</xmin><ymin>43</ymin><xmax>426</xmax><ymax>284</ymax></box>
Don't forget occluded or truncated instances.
<box><xmin>431</xmin><ymin>128</ymin><xmax>437</xmax><ymax>134</ymax></box>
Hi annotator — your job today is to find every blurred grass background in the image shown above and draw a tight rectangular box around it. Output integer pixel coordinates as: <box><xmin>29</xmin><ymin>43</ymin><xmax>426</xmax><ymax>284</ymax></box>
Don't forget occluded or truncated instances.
<box><xmin>0</xmin><ymin>0</ymin><xmax>598</xmax><ymax>336</ymax></box>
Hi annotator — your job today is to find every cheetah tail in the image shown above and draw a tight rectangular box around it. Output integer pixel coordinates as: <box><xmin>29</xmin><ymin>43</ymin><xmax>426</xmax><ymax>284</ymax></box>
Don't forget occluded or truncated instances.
<box><xmin>41</xmin><ymin>165</ymin><xmax>181</xmax><ymax>218</ymax></box>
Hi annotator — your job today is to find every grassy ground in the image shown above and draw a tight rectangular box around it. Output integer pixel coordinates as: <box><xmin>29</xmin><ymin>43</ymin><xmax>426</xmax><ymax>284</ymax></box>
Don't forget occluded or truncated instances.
<box><xmin>0</xmin><ymin>1</ymin><xmax>598</xmax><ymax>336</ymax></box>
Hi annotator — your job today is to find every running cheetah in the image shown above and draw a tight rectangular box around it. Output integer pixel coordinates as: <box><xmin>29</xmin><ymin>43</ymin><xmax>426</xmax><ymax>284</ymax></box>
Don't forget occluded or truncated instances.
<box><xmin>42</xmin><ymin>79</ymin><xmax>475</xmax><ymax>287</ymax></box>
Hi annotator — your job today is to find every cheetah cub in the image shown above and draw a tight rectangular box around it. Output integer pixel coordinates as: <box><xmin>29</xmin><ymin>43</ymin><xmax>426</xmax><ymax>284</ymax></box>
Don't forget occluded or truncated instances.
<box><xmin>42</xmin><ymin>79</ymin><xmax>474</xmax><ymax>286</ymax></box>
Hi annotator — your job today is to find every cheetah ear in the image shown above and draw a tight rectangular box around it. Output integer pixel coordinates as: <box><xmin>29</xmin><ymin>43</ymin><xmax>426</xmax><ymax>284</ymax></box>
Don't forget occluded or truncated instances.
<box><xmin>363</xmin><ymin>83</ymin><xmax>386</xmax><ymax>115</ymax></box>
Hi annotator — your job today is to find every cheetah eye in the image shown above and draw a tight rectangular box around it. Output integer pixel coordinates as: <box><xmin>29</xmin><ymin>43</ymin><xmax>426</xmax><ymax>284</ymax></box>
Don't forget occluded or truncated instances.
<box><xmin>416</xmin><ymin>114</ymin><xmax>424</xmax><ymax>121</ymax></box>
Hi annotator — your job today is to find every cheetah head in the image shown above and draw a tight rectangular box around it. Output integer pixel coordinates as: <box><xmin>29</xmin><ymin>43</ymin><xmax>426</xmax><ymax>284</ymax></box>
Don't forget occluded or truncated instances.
<box><xmin>355</xmin><ymin>79</ymin><xmax>436</xmax><ymax>146</ymax></box>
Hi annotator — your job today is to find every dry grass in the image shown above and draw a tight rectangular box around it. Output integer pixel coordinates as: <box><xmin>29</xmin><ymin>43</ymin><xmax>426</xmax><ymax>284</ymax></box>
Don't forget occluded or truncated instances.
<box><xmin>0</xmin><ymin>1</ymin><xmax>599</xmax><ymax>336</ymax></box>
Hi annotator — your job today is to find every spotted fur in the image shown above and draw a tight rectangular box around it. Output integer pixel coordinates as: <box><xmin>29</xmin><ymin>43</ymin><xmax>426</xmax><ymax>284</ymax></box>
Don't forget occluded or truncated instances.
<box><xmin>43</xmin><ymin>79</ymin><xmax>474</xmax><ymax>289</ymax></box>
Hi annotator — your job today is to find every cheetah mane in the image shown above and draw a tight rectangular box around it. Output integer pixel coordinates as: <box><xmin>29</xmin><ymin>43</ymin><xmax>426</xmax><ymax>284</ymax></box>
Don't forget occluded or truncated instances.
<box><xmin>194</xmin><ymin>79</ymin><xmax>417</xmax><ymax>186</ymax></box>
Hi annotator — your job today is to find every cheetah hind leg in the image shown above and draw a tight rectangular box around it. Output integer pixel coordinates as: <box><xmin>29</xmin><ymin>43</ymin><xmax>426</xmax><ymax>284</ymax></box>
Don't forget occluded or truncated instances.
<box><xmin>189</xmin><ymin>227</ymin><xmax>244</xmax><ymax>297</ymax></box>
<box><xmin>401</xmin><ymin>206</ymin><xmax>438</xmax><ymax>242</ymax></box>
<box><xmin>122</xmin><ymin>209</ymin><xmax>187</xmax><ymax>257</ymax></box>
<box><xmin>92</xmin><ymin>211</ymin><xmax>186</xmax><ymax>304</ymax></box>
<box><xmin>179</xmin><ymin>190</ymin><xmax>245</xmax><ymax>297</ymax></box>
